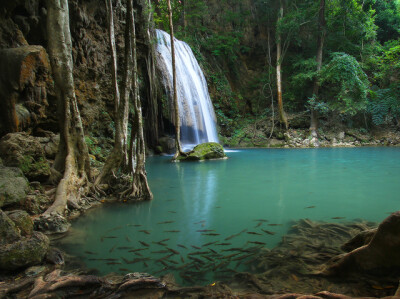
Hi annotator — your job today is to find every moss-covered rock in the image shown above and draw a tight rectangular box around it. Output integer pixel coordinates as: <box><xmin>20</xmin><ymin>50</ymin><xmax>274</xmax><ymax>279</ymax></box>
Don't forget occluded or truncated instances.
<box><xmin>6</xmin><ymin>210</ymin><xmax>33</xmax><ymax>236</ymax></box>
<box><xmin>0</xmin><ymin>209</ymin><xmax>21</xmax><ymax>245</ymax></box>
<box><xmin>0</xmin><ymin>165</ymin><xmax>29</xmax><ymax>208</ymax></box>
<box><xmin>0</xmin><ymin>231</ymin><xmax>49</xmax><ymax>271</ymax></box>
<box><xmin>176</xmin><ymin>142</ymin><xmax>226</xmax><ymax>161</ymax></box>
<box><xmin>0</xmin><ymin>132</ymin><xmax>51</xmax><ymax>182</ymax></box>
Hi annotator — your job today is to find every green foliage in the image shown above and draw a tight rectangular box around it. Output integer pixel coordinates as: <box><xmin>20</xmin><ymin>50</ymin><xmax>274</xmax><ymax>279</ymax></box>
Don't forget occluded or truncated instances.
<box><xmin>368</xmin><ymin>87</ymin><xmax>400</xmax><ymax>125</ymax></box>
<box><xmin>153</xmin><ymin>0</ymin><xmax>183</xmax><ymax>32</ymax></box>
<box><xmin>320</xmin><ymin>52</ymin><xmax>369</xmax><ymax>115</ymax></box>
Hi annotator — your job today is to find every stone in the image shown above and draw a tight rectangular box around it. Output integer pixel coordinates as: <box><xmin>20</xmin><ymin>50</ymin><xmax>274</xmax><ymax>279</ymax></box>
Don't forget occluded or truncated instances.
<box><xmin>45</xmin><ymin>247</ymin><xmax>64</xmax><ymax>265</ymax></box>
<box><xmin>0</xmin><ymin>132</ymin><xmax>51</xmax><ymax>181</ymax></box>
<box><xmin>0</xmin><ymin>209</ymin><xmax>21</xmax><ymax>245</ymax></box>
<box><xmin>158</xmin><ymin>136</ymin><xmax>175</xmax><ymax>154</ymax></box>
<box><xmin>338</xmin><ymin>132</ymin><xmax>345</xmax><ymax>140</ymax></box>
<box><xmin>322</xmin><ymin>212</ymin><xmax>400</xmax><ymax>276</ymax></box>
<box><xmin>176</xmin><ymin>142</ymin><xmax>227</xmax><ymax>161</ymax></box>
<box><xmin>6</xmin><ymin>210</ymin><xmax>34</xmax><ymax>236</ymax></box>
<box><xmin>0</xmin><ymin>165</ymin><xmax>29</xmax><ymax>208</ymax></box>
<box><xmin>0</xmin><ymin>231</ymin><xmax>49</xmax><ymax>271</ymax></box>
<box><xmin>34</xmin><ymin>214</ymin><xmax>71</xmax><ymax>234</ymax></box>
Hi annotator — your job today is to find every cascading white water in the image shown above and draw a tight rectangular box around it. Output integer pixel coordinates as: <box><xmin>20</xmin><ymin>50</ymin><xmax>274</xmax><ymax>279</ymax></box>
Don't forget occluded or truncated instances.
<box><xmin>155</xmin><ymin>29</ymin><xmax>219</xmax><ymax>152</ymax></box>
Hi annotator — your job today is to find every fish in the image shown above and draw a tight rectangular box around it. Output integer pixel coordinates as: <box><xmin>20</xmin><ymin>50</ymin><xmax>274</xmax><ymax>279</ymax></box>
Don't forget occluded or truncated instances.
<box><xmin>248</xmin><ymin>241</ymin><xmax>266</xmax><ymax>245</ymax></box>
<box><xmin>143</xmin><ymin>262</ymin><xmax>148</xmax><ymax>268</ymax></box>
<box><xmin>139</xmin><ymin>241</ymin><xmax>150</xmax><ymax>247</ymax></box>
<box><xmin>134</xmin><ymin>252</ymin><xmax>142</xmax><ymax>256</ymax></box>
<box><xmin>119</xmin><ymin>268</ymin><xmax>130</xmax><ymax>272</ymax></box>
<box><xmin>196</xmin><ymin>229</ymin><xmax>215</xmax><ymax>232</ymax></box>
<box><xmin>167</xmin><ymin>247</ymin><xmax>180</xmax><ymax>254</ymax></box>
<box><xmin>166</xmin><ymin>259</ymin><xmax>178</xmax><ymax>265</ymax></box>
<box><xmin>261</xmin><ymin>229</ymin><xmax>276</xmax><ymax>235</ymax></box>
<box><xmin>151</xmin><ymin>250</ymin><xmax>169</xmax><ymax>254</ymax></box>
<box><xmin>164</xmin><ymin>230</ymin><xmax>180</xmax><ymax>233</ymax></box>
<box><xmin>247</xmin><ymin>232</ymin><xmax>262</xmax><ymax>235</ymax></box>
<box><xmin>102</xmin><ymin>236</ymin><xmax>117</xmax><ymax>239</ymax></box>
<box><xmin>332</xmin><ymin>217</ymin><xmax>346</xmax><ymax>219</ymax></box>
<box><xmin>157</xmin><ymin>221</ymin><xmax>175</xmax><ymax>224</ymax></box>
<box><xmin>127</xmin><ymin>224</ymin><xmax>142</xmax><ymax>227</ymax></box>
<box><xmin>117</xmin><ymin>247</ymin><xmax>133</xmax><ymax>250</ymax></box>
<box><xmin>208</xmin><ymin>248</ymin><xmax>217</xmax><ymax>254</ymax></box>
<box><xmin>107</xmin><ymin>226</ymin><xmax>123</xmax><ymax>232</ymax></box>
<box><xmin>188</xmin><ymin>251</ymin><xmax>209</xmax><ymax>255</ymax></box>
<box><xmin>109</xmin><ymin>245</ymin><xmax>117</xmax><ymax>253</ymax></box>
<box><xmin>202</xmin><ymin>241</ymin><xmax>218</xmax><ymax>247</ymax></box>
<box><xmin>268</xmin><ymin>224</ymin><xmax>283</xmax><ymax>226</ymax></box>
<box><xmin>177</xmin><ymin>244</ymin><xmax>187</xmax><ymax>249</ymax></box>
<box><xmin>139</xmin><ymin>230</ymin><xmax>151</xmax><ymax>234</ymax></box>
<box><xmin>153</xmin><ymin>267</ymin><xmax>168</xmax><ymax>274</ymax></box>
<box><xmin>180</xmin><ymin>256</ymin><xmax>185</xmax><ymax>263</ymax></box>
<box><xmin>159</xmin><ymin>238</ymin><xmax>170</xmax><ymax>243</ymax></box>
<box><xmin>202</xmin><ymin>255</ymin><xmax>215</xmax><ymax>262</ymax></box>
<box><xmin>215</xmin><ymin>243</ymin><xmax>232</xmax><ymax>246</ymax></box>
<box><xmin>84</xmin><ymin>251</ymin><xmax>97</xmax><ymax>255</ymax></box>
<box><xmin>152</xmin><ymin>241</ymin><xmax>167</xmax><ymax>246</ymax></box>
<box><xmin>188</xmin><ymin>256</ymin><xmax>205</xmax><ymax>264</ymax></box>
<box><xmin>253</xmin><ymin>219</ymin><xmax>269</xmax><ymax>222</ymax></box>
<box><xmin>106</xmin><ymin>262</ymin><xmax>121</xmax><ymax>265</ymax></box>
<box><xmin>128</xmin><ymin>248</ymin><xmax>147</xmax><ymax>252</ymax></box>
<box><xmin>222</xmin><ymin>247</ymin><xmax>245</xmax><ymax>252</ymax></box>
<box><xmin>255</xmin><ymin>222</ymin><xmax>263</xmax><ymax>228</ymax></box>
<box><xmin>194</xmin><ymin>220</ymin><xmax>206</xmax><ymax>224</ymax></box>
<box><xmin>191</xmin><ymin>245</ymin><xmax>201</xmax><ymax>250</ymax></box>
<box><xmin>223</xmin><ymin>253</ymin><xmax>241</xmax><ymax>259</ymax></box>
<box><xmin>159</xmin><ymin>260</ymin><xmax>168</xmax><ymax>267</ymax></box>
<box><xmin>168</xmin><ymin>211</ymin><xmax>177</xmax><ymax>214</ymax></box>
<box><xmin>305</xmin><ymin>206</ymin><xmax>316</xmax><ymax>209</ymax></box>
<box><xmin>225</xmin><ymin>234</ymin><xmax>239</xmax><ymax>241</ymax></box>
<box><xmin>201</xmin><ymin>233</ymin><xmax>220</xmax><ymax>236</ymax></box>
<box><xmin>125</xmin><ymin>236</ymin><xmax>131</xmax><ymax>242</ymax></box>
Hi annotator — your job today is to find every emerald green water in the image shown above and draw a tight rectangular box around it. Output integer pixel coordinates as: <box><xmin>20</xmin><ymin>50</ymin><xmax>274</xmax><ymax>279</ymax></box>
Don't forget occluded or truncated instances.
<box><xmin>59</xmin><ymin>148</ymin><xmax>400</xmax><ymax>285</ymax></box>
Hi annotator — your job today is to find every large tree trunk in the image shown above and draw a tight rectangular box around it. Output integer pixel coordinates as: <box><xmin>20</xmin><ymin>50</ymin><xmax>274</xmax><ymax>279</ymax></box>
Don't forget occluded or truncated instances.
<box><xmin>94</xmin><ymin>0</ymin><xmax>132</xmax><ymax>186</ymax></box>
<box><xmin>44</xmin><ymin>0</ymin><xmax>90</xmax><ymax>216</ymax></box>
<box><xmin>276</xmin><ymin>0</ymin><xmax>288</xmax><ymax>130</ymax></box>
<box><xmin>310</xmin><ymin>0</ymin><xmax>326</xmax><ymax>136</ymax></box>
<box><xmin>167</xmin><ymin>0</ymin><xmax>184</xmax><ymax>159</ymax></box>
<box><xmin>125</xmin><ymin>0</ymin><xmax>153</xmax><ymax>200</ymax></box>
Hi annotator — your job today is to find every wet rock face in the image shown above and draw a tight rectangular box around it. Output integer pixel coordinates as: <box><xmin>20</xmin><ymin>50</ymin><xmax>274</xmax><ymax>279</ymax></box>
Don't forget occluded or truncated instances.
<box><xmin>6</xmin><ymin>210</ymin><xmax>34</xmax><ymax>236</ymax></box>
<box><xmin>0</xmin><ymin>132</ymin><xmax>51</xmax><ymax>181</ymax></box>
<box><xmin>0</xmin><ymin>165</ymin><xmax>29</xmax><ymax>208</ymax></box>
<box><xmin>176</xmin><ymin>142</ymin><xmax>227</xmax><ymax>161</ymax></box>
<box><xmin>0</xmin><ymin>209</ymin><xmax>21</xmax><ymax>245</ymax></box>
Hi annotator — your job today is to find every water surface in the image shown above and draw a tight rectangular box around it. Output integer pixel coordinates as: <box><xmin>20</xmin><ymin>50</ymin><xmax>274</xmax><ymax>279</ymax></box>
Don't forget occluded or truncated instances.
<box><xmin>59</xmin><ymin>148</ymin><xmax>400</xmax><ymax>284</ymax></box>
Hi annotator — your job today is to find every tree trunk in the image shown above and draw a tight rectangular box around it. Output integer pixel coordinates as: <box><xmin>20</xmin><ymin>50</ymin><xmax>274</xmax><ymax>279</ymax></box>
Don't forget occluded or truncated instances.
<box><xmin>276</xmin><ymin>0</ymin><xmax>288</xmax><ymax>130</ymax></box>
<box><xmin>167</xmin><ymin>0</ymin><xmax>184</xmax><ymax>159</ymax></box>
<box><xmin>94</xmin><ymin>0</ymin><xmax>132</xmax><ymax>186</ymax></box>
<box><xmin>125</xmin><ymin>0</ymin><xmax>153</xmax><ymax>200</ymax></box>
<box><xmin>310</xmin><ymin>0</ymin><xmax>326</xmax><ymax>136</ymax></box>
<box><xmin>44</xmin><ymin>0</ymin><xmax>90</xmax><ymax>216</ymax></box>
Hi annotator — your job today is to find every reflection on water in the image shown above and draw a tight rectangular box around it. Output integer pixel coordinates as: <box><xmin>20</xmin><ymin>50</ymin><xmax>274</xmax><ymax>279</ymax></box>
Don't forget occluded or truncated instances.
<box><xmin>58</xmin><ymin>148</ymin><xmax>400</xmax><ymax>286</ymax></box>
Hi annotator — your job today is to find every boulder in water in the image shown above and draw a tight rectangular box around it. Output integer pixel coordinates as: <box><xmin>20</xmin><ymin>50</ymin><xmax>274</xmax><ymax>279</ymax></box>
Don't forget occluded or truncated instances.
<box><xmin>176</xmin><ymin>142</ymin><xmax>227</xmax><ymax>161</ymax></box>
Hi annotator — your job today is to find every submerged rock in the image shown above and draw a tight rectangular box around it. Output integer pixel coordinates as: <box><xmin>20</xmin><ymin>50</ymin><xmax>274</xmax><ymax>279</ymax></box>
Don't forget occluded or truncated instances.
<box><xmin>176</xmin><ymin>142</ymin><xmax>227</xmax><ymax>161</ymax></box>
<box><xmin>34</xmin><ymin>214</ymin><xmax>71</xmax><ymax>234</ymax></box>
<box><xmin>0</xmin><ymin>231</ymin><xmax>49</xmax><ymax>271</ymax></box>
<box><xmin>0</xmin><ymin>165</ymin><xmax>29</xmax><ymax>208</ymax></box>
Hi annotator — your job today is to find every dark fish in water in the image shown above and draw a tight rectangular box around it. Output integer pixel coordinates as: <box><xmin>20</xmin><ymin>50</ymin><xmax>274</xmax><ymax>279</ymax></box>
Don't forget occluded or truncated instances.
<box><xmin>158</xmin><ymin>221</ymin><xmax>175</xmax><ymax>224</ymax></box>
<box><xmin>167</xmin><ymin>247</ymin><xmax>180</xmax><ymax>255</ymax></box>
<box><xmin>201</xmin><ymin>233</ymin><xmax>220</xmax><ymax>236</ymax></box>
<box><xmin>223</xmin><ymin>253</ymin><xmax>241</xmax><ymax>259</ymax></box>
<box><xmin>164</xmin><ymin>230</ymin><xmax>180</xmax><ymax>233</ymax></box>
<box><xmin>216</xmin><ymin>243</ymin><xmax>232</xmax><ymax>246</ymax></box>
<box><xmin>191</xmin><ymin>245</ymin><xmax>201</xmax><ymax>250</ymax></box>
<box><xmin>109</xmin><ymin>245</ymin><xmax>117</xmax><ymax>253</ymax></box>
<box><xmin>202</xmin><ymin>241</ymin><xmax>218</xmax><ymax>247</ymax></box>
<box><xmin>225</xmin><ymin>234</ymin><xmax>239</xmax><ymax>241</ymax></box>
<box><xmin>261</xmin><ymin>229</ymin><xmax>276</xmax><ymax>235</ymax></box>
<box><xmin>166</xmin><ymin>259</ymin><xmax>178</xmax><ymax>265</ymax></box>
<box><xmin>157</xmin><ymin>254</ymin><xmax>174</xmax><ymax>261</ymax></box>
<box><xmin>127</xmin><ymin>224</ymin><xmax>142</xmax><ymax>227</ymax></box>
<box><xmin>143</xmin><ymin>262</ymin><xmax>148</xmax><ymax>267</ymax></box>
<box><xmin>128</xmin><ymin>248</ymin><xmax>147</xmax><ymax>252</ymax></box>
<box><xmin>152</xmin><ymin>241</ymin><xmax>167</xmax><ymax>246</ymax></box>
<box><xmin>177</xmin><ymin>244</ymin><xmax>187</xmax><ymax>249</ymax></box>
<box><xmin>117</xmin><ymin>247</ymin><xmax>133</xmax><ymax>250</ymax></box>
<box><xmin>248</xmin><ymin>241</ymin><xmax>266</xmax><ymax>245</ymax></box>
<box><xmin>159</xmin><ymin>260</ymin><xmax>168</xmax><ymax>267</ymax></box>
<box><xmin>222</xmin><ymin>247</ymin><xmax>245</xmax><ymax>252</ymax></box>
<box><xmin>119</xmin><ymin>268</ymin><xmax>130</xmax><ymax>272</ymax></box>
<box><xmin>208</xmin><ymin>248</ymin><xmax>217</xmax><ymax>254</ymax></box>
<box><xmin>107</xmin><ymin>226</ymin><xmax>123</xmax><ymax>232</ymax></box>
<box><xmin>194</xmin><ymin>220</ymin><xmax>206</xmax><ymax>224</ymax></box>
<box><xmin>180</xmin><ymin>256</ymin><xmax>185</xmax><ymax>263</ymax></box>
<box><xmin>255</xmin><ymin>222</ymin><xmax>263</xmax><ymax>228</ymax></box>
<box><xmin>247</xmin><ymin>232</ymin><xmax>262</xmax><ymax>235</ymax></box>
<box><xmin>202</xmin><ymin>255</ymin><xmax>214</xmax><ymax>262</ymax></box>
<box><xmin>125</xmin><ymin>236</ymin><xmax>131</xmax><ymax>242</ymax></box>
<box><xmin>159</xmin><ymin>238</ymin><xmax>170</xmax><ymax>243</ymax></box>
<box><xmin>332</xmin><ymin>217</ymin><xmax>346</xmax><ymax>219</ymax></box>
<box><xmin>268</xmin><ymin>224</ymin><xmax>282</xmax><ymax>226</ymax></box>
<box><xmin>188</xmin><ymin>256</ymin><xmax>205</xmax><ymax>264</ymax></box>
<box><xmin>196</xmin><ymin>229</ymin><xmax>215</xmax><ymax>232</ymax></box>
<box><xmin>102</xmin><ymin>236</ymin><xmax>117</xmax><ymax>239</ymax></box>
<box><xmin>139</xmin><ymin>241</ymin><xmax>150</xmax><ymax>247</ymax></box>
<box><xmin>168</xmin><ymin>211</ymin><xmax>177</xmax><ymax>214</ymax></box>
<box><xmin>139</xmin><ymin>230</ymin><xmax>151</xmax><ymax>234</ymax></box>
<box><xmin>84</xmin><ymin>251</ymin><xmax>97</xmax><ymax>255</ymax></box>
<box><xmin>153</xmin><ymin>267</ymin><xmax>168</xmax><ymax>274</ymax></box>
<box><xmin>253</xmin><ymin>219</ymin><xmax>269</xmax><ymax>222</ymax></box>
<box><xmin>188</xmin><ymin>251</ymin><xmax>209</xmax><ymax>255</ymax></box>
<box><xmin>134</xmin><ymin>252</ymin><xmax>142</xmax><ymax>256</ymax></box>
<box><xmin>305</xmin><ymin>206</ymin><xmax>316</xmax><ymax>209</ymax></box>
<box><xmin>151</xmin><ymin>250</ymin><xmax>169</xmax><ymax>254</ymax></box>
<box><xmin>107</xmin><ymin>262</ymin><xmax>121</xmax><ymax>265</ymax></box>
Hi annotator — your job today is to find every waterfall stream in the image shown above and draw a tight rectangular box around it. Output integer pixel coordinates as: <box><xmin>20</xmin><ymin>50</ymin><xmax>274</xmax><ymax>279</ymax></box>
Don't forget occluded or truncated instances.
<box><xmin>156</xmin><ymin>29</ymin><xmax>219</xmax><ymax>152</ymax></box>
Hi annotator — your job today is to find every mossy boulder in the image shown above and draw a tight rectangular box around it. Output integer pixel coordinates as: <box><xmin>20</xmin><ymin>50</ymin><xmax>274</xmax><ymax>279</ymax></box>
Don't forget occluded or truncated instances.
<box><xmin>0</xmin><ymin>231</ymin><xmax>49</xmax><ymax>271</ymax></box>
<box><xmin>0</xmin><ymin>209</ymin><xmax>21</xmax><ymax>245</ymax></box>
<box><xmin>0</xmin><ymin>165</ymin><xmax>29</xmax><ymax>208</ymax></box>
<box><xmin>0</xmin><ymin>132</ymin><xmax>51</xmax><ymax>182</ymax></box>
<box><xmin>6</xmin><ymin>210</ymin><xmax>33</xmax><ymax>236</ymax></box>
<box><xmin>176</xmin><ymin>142</ymin><xmax>226</xmax><ymax>161</ymax></box>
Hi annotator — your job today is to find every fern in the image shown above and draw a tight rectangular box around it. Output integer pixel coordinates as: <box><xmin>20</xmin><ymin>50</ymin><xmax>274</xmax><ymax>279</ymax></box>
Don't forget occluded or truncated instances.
<box><xmin>367</xmin><ymin>88</ymin><xmax>400</xmax><ymax>125</ymax></box>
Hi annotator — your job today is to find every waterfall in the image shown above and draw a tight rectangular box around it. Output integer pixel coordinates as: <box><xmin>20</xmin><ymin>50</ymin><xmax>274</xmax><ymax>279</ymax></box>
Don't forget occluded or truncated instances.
<box><xmin>155</xmin><ymin>29</ymin><xmax>219</xmax><ymax>152</ymax></box>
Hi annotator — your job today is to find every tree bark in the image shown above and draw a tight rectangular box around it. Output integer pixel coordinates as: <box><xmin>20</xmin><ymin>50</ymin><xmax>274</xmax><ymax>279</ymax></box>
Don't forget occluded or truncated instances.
<box><xmin>44</xmin><ymin>0</ymin><xmax>90</xmax><ymax>216</ymax></box>
<box><xmin>94</xmin><ymin>0</ymin><xmax>132</xmax><ymax>186</ymax></box>
<box><xmin>310</xmin><ymin>0</ymin><xmax>326</xmax><ymax>136</ymax></box>
<box><xmin>167</xmin><ymin>0</ymin><xmax>184</xmax><ymax>159</ymax></box>
<box><xmin>276</xmin><ymin>0</ymin><xmax>288</xmax><ymax>130</ymax></box>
